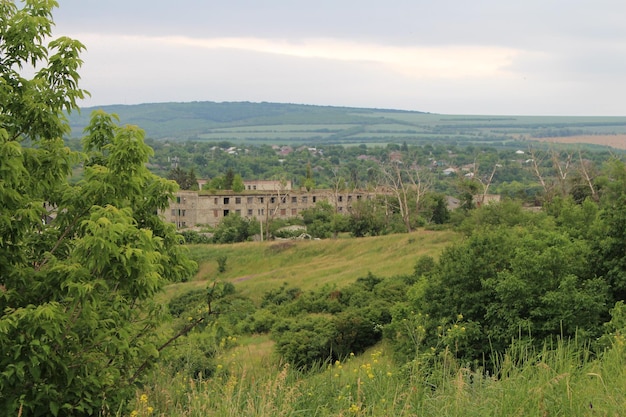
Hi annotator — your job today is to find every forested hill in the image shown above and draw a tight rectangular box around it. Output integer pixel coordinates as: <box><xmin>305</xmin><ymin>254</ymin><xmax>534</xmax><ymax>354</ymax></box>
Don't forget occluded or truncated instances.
<box><xmin>67</xmin><ymin>101</ymin><xmax>424</xmax><ymax>142</ymax></box>
<box><xmin>68</xmin><ymin>101</ymin><xmax>626</xmax><ymax>147</ymax></box>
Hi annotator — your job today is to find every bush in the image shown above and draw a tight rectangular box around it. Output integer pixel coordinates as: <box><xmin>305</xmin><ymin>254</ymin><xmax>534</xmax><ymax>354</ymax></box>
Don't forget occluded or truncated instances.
<box><xmin>161</xmin><ymin>332</ymin><xmax>218</xmax><ymax>379</ymax></box>
<box><xmin>260</xmin><ymin>283</ymin><xmax>301</xmax><ymax>307</ymax></box>
<box><xmin>169</xmin><ymin>289</ymin><xmax>206</xmax><ymax>317</ymax></box>
<box><xmin>272</xmin><ymin>316</ymin><xmax>338</xmax><ymax>369</ymax></box>
<box><xmin>180</xmin><ymin>230</ymin><xmax>212</xmax><ymax>244</ymax></box>
<box><xmin>400</xmin><ymin>226</ymin><xmax>609</xmax><ymax>362</ymax></box>
<box><xmin>217</xmin><ymin>255</ymin><xmax>228</xmax><ymax>273</ymax></box>
<box><xmin>237</xmin><ymin>308</ymin><xmax>279</xmax><ymax>334</ymax></box>
<box><xmin>212</xmin><ymin>214</ymin><xmax>258</xmax><ymax>243</ymax></box>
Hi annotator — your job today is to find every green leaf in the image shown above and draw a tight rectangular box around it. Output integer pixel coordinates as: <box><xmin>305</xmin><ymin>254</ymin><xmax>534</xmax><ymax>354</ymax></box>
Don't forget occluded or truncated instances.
<box><xmin>49</xmin><ymin>401</ymin><xmax>59</xmax><ymax>417</ymax></box>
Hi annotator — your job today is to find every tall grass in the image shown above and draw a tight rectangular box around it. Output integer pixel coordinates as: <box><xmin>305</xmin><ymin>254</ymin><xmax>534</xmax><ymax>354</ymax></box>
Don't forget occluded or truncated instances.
<box><xmin>126</xmin><ymin>338</ymin><xmax>626</xmax><ymax>417</ymax></box>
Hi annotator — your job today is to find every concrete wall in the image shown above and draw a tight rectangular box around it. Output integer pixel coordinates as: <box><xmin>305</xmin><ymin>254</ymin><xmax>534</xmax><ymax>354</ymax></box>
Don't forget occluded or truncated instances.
<box><xmin>162</xmin><ymin>189</ymin><xmax>375</xmax><ymax>228</ymax></box>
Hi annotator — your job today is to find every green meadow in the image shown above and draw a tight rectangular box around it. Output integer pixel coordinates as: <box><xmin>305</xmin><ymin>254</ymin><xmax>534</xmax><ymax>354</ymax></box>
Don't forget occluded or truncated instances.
<box><xmin>181</xmin><ymin>230</ymin><xmax>455</xmax><ymax>302</ymax></box>
<box><xmin>131</xmin><ymin>229</ymin><xmax>626</xmax><ymax>416</ymax></box>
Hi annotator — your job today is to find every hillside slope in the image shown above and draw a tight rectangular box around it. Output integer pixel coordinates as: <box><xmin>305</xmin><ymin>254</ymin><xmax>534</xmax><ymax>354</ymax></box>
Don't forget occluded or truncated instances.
<box><xmin>68</xmin><ymin>101</ymin><xmax>423</xmax><ymax>141</ymax></box>
<box><xmin>165</xmin><ymin>229</ymin><xmax>458</xmax><ymax>303</ymax></box>
<box><xmin>68</xmin><ymin>101</ymin><xmax>626</xmax><ymax>146</ymax></box>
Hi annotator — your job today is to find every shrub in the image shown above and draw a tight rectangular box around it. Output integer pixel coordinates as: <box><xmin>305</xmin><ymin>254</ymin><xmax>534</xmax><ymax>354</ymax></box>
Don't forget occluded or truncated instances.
<box><xmin>180</xmin><ymin>230</ymin><xmax>212</xmax><ymax>244</ymax></box>
<box><xmin>260</xmin><ymin>283</ymin><xmax>301</xmax><ymax>307</ymax></box>
<box><xmin>272</xmin><ymin>316</ymin><xmax>338</xmax><ymax>369</ymax></box>
<box><xmin>161</xmin><ymin>332</ymin><xmax>218</xmax><ymax>379</ymax></box>
<box><xmin>217</xmin><ymin>255</ymin><xmax>228</xmax><ymax>273</ymax></box>
<box><xmin>169</xmin><ymin>289</ymin><xmax>206</xmax><ymax>317</ymax></box>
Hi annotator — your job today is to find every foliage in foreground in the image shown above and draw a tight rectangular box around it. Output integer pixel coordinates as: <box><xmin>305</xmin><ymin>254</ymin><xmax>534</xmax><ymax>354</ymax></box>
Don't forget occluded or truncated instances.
<box><xmin>128</xmin><ymin>333</ymin><xmax>626</xmax><ymax>416</ymax></box>
<box><xmin>0</xmin><ymin>2</ymin><xmax>195</xmax><ymax>415</ymax></box>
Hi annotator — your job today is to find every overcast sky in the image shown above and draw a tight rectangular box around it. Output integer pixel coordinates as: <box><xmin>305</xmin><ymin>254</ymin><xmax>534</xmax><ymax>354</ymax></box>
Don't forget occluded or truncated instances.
<box><xmin>52</xmin><ymin>0</ymin><xmax>626</xmax><ymax>116</ymax></box>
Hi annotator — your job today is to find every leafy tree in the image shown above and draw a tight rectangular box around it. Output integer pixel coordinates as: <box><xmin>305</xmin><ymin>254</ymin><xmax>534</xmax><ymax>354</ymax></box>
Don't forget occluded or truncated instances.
<box><xmin>300</xmin><ymin>201</ymin><xmax>336</xmax><ymax>238</ymax></box>
<box><xmin>346</xmin><ymin>198</ymin><xmax>387</xmax><ymax>237</ymax></box>
<box><xmin>203</xmin><ymin>171</ymin><xmax>244</xmax><ymax>191</ymax></box>
<box><xmin>212</xmin><ymin>213</ymin><xmax>258</xmax><ymax>243</ymax></box>
<box><xmin>224</xmin><ymin>167</ymin><xmax>235</xmax><ymax>190</ymax></box>
<box><xmin>302</xmin><ymin>161</ymin><xmax>315</xmax><ymax>191</ymax></box>
<box><xmin>457</xmin><ymin>199</ymin><xmax>551</xmax><ymax>236</ymax></box>
<box><xmin>232</xmin><ymin>173</ymin><xmax>245</xmax><ymax>192</ymax></box>
<box><xmin>411</xmin><ymin>226</ymin><xmax>608</xmax><ymax>359</ymax></box>
<box><xmin>167</xmin><ymin>166</ymin><xmax>198</xmax><ymax>190</ymax></box>
<box><xmin>427</xmin><ymin>193</ymin><xmax>450</xmax><ymax>225</ymax></box>
<box><xmin>0</xmin><ymin>3</ymin><xmax>195</xmax><ymax>415</ymax></box>
<box><xmin>204</xmin><ymin>175</ymin><xmax>226</xmax><ymax>190</ymax></box>
<box><xmin>456</xmin><ymin>177</ymin><xmax>480</xmax><ymax>211</ymax></box>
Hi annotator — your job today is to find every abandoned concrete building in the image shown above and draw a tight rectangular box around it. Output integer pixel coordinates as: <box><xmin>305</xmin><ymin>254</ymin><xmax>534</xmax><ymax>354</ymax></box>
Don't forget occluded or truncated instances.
<box><xmin>162</xmin><ymin>180</ymin><xmax>378</xmax><ymax>228</ymax></box>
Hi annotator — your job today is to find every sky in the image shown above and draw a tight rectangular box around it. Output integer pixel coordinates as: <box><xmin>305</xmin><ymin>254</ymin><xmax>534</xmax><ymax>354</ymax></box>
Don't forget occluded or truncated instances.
<box><xmin>51</xmin><ymin>0</ymin><xmax>626</xmax><ymax>116</ymax></box>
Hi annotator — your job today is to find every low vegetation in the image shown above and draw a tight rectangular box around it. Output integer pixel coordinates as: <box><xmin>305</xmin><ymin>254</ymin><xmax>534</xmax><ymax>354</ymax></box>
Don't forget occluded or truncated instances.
<box><xmin>5</xmin><ymin>3</ymin><xmax>626</xmax><ymax>416</ymax></box>
<box><xmin>127</xmin><ymin>200</ymin><xmax>626</xmax><ymax>415</ymax></box>
<box><xmin>133</xmin><ymin>189</ymin><xmax>626</xmax><ymax>416</ymax></box>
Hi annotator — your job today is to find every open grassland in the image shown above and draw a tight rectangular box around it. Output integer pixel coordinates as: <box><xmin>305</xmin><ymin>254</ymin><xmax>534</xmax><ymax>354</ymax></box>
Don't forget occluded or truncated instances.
<box><xmin>167</xmin><ymin>229</ymin><xmax>458</xmax><ymax>304</ymax></box>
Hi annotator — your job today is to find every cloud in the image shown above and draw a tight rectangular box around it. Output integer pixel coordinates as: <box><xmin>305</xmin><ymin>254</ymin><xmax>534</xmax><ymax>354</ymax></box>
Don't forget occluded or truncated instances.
<box><xmin>65</xmin><ymin>25</ymin><xmax>626</xmax><ymax>116</ymax></box>
<box><xmin>82</xmin><ymin>33</ymin><xmax>520</xmax><ymax>79</ymax></box>
<box><xmin>51</xmin><ymin>0</ymin><xmax>626</xmax><ymax>115</ymax></box>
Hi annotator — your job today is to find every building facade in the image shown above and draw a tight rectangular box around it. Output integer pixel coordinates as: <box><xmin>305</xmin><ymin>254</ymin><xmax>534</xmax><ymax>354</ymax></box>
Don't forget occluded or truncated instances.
<box><xmin>163</xmin><ymin>188</ymin><xmax>376</xmax><ymax>228</ymax></box>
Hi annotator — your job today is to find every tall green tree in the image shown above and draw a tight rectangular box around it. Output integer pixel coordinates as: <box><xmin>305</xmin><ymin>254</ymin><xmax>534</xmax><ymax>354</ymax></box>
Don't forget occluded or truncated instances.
<box><xmin>0</xmin><ymin>2</ymin><xmax>195</xmax><ymax>415</ymax></box>
<box><xmin>224</xmin><ymin>167</ymin><xmax>235</xmax><ymax>190</ymax></box>
<box><xmin>167</xmin><ymin>166</ymin><xmax>198</xmax><ymax>190</ymax></box>
<box><xmin>232</xmin><ymin>173</ymin><xmax>245</xmax><ymax>192</ymax></box>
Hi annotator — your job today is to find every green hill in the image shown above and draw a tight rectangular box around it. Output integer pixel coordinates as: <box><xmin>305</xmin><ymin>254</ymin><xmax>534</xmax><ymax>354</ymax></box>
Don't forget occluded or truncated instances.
<box><xmin>68</xmin><ymin>101</ymin><xmax>425</xmax><ymax>142</ymax></box>
<box><xmin>68</xmin><ymin>101</ymin><xmax>626</xmax><ymax>146</ymax></box>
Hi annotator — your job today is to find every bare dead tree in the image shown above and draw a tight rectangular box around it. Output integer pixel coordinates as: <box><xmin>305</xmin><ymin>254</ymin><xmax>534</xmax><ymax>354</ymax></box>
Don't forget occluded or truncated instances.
<box><xmin>406</xmin><ymin>162</ymin><xmax>432</xmax><ymax>221</ymax></box>
<box><xmin>528</xmin><ymin>146</ymin><xmax>573</xmax><ymax>201</ymax></box>
<box><xmin>577</xmin><ymin>150</ymin><xmax>599</xmax><ymax>202</ymax></box>
<box><xmin>471</xmin><ymin>157</ymin><xmax>499</xmax><ymax>206</ymax></box>
<box><xmin>379</xmin><ymin>161</ymin><xmax>411</xmax><ymax>232</ymax></box>
<box><xmin>261</xmin><ymin>176</ymin><xmax>289</xmax><ymax>241</ymax></box>
<box><xmin>551</xmin><ymin>148</ymin><xmax>573</xmax><ymax>196</ymax></box>
<box><xmin>379</xmin><ymin>161</ymin><xmax>432</xmax><ymax>232</ymax></box>
<box><xmin>528</xmin><ymin>146</ymin><xmax>549</xmax><ymax>195</ymax></box>
<box><xmin>330</xmin><ymin>168</ymin><xmax>347</xmax><ymax>214</ymax></box>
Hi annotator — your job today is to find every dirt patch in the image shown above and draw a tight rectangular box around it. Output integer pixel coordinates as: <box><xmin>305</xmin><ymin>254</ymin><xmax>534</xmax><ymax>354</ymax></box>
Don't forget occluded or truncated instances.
<box><xmin>233</xmin><ymin>275</ymin><xmax>257</xmax><ymax>282</ymax></box>
<box><xmin>266</xmin><ymin>241</ymin><xmax>296</xmax><ymax>254</ymax></box>
<box><xmin>534</xmin><ymin>134</ymin><xmax>626</xmax><ymax>150</ymax></box>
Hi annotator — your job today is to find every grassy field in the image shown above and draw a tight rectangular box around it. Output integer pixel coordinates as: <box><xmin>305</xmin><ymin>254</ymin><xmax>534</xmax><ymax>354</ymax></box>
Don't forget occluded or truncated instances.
<box><xmin>166</xmin><ymin>229</ymin><xmax>458</xmax><ymax>304</ymax></box>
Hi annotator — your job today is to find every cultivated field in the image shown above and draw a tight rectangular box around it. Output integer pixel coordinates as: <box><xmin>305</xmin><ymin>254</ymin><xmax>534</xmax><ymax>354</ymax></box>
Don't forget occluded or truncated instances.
<box><xmin>535</xmin><ymin>134</ymin><xmax>626</xmax><ymax>150</ymax></box>
<box><xmin>68</xmin><ymin>102</ymin><xmax>626</xmax><ymax>147</ymax></box>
